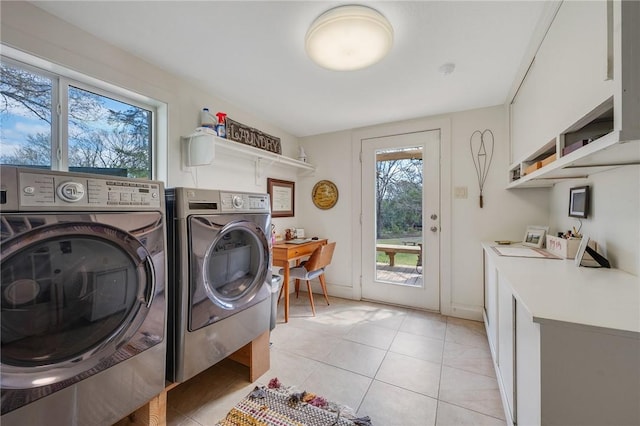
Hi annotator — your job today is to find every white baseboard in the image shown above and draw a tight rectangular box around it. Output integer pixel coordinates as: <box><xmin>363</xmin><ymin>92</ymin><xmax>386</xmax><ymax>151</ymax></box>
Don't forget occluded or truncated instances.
<box><xmin>285</xmin><ymin>279</ymin><xmax>357</xmax><ymax>301</ymax></box>
<box><xmin>446</xmin><ymin>303</ymin><xmax>484</xmax><ymax>321</ymax></box>
<box><xmin>289</xmin><ymin>280</ymin><xmax>484</xmax><ymax>322</ymax></box>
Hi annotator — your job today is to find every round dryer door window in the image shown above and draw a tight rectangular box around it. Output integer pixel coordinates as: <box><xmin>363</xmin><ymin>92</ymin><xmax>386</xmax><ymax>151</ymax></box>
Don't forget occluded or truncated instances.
<box><xmin>188</xmin><ymin>217</ymin><xmax>270</xmax><ymax>331</ymax></box>
<box><xmin>0</xmin><ymin>221</ymin><xmax>155</xmax><ymax>389</ymax></box>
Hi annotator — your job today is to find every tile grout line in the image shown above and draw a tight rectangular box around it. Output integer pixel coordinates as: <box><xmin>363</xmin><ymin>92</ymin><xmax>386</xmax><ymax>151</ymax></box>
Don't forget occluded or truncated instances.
<box><xmin>433</xmin><ymin>315</ymin><xmax>451</xmax><ymax>426</ymax></box>
<box><xmin>354</xmin><ymin>309</ymin><xmax>405</xmax><ymax>416</ymax></box>
<box><xmin>436</xmin><ymin>399</ymin><xmax>508</xmax><ymax>423</ymax></box>
<box><xmin>436</xmin><ymin>318</ymin><xmax>507</xmax><ymax>424</ymax></box>
<box><xmin>278</xmin><ymin>304</ymin><xmax>502</xmax><ymax>423</ymax></box>
<box><xmin>270</xmin><ymin>302</ymin><xmax>502</xmax><ymax>423</ymax></box>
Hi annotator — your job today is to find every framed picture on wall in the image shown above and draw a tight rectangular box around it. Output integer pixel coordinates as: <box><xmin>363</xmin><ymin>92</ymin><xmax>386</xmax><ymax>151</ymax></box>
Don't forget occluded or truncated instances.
<box><xmin>267</xmin><ymin>178</ymin><xmax>294</xmax><ymax>217</ymax></box>
<box><xmin>568</xmin><ymin>186</ymin><xmax>589</xmax><ymax>218</ymax></box>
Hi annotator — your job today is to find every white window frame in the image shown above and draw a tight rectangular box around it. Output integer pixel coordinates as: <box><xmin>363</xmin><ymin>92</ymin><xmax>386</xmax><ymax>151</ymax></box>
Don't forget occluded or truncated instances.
<box><xmin>1</xmin><ymin>46</ymin><xmax>160</xmax><ymax>179</ymax></box>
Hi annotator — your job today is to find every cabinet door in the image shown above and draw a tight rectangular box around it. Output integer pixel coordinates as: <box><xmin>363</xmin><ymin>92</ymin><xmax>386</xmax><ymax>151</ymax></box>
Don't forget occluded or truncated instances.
<box><xmin>511</xmin><ymin>0</ymin><xmax>612</xmax><ymax>163</ymax></box>
<box><xmin>497</xmin><ymin>275</ymin><xmax>516</xmax><ymax>423</ymax></box>
<box><xmin>483</xmin><ymin>251</ymin><xmax>499</xmax><ymax>359</ymax></box>
<box><xmin>515</xmin><ymin>300</ymin><xmax>541</xmax><ymax>426</ymax></box>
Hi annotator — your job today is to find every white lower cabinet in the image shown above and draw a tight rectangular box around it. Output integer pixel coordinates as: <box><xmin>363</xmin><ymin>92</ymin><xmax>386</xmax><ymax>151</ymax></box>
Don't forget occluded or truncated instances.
<box><xmin>483</xmin><ymin>251</ymin><xmax>498</xmax><ymax>358</ymax></box>
<box><xmin>538</xmin><ymin>322</ymin><xmax>640</xmax><ymax>425</ymax></box>
<box><xmin>514</xmin><ymin>301</ymin><xmax>541</xmax><ymax>426</ymax></box>
<box><xmin>483</xmin><ymin>244</ymin><xmax>640</xmax><ymax>426</ymax></box>
<box><xmin>491</xmin><ymin>279</ymin><xmax>543</xmax><ymax>426</ymax></box>
<box><xmin>497</xmin><ymin>276</ymin><xmax>515</xmax><ymax>424</ymax></box>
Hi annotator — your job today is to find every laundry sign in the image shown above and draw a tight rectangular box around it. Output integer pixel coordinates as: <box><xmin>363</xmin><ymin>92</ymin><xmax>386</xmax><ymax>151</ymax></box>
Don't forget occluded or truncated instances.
<box><xmin>226</xmin><ymin>117</ymin><xmax>282</xmax><ymax>155</ymax></box>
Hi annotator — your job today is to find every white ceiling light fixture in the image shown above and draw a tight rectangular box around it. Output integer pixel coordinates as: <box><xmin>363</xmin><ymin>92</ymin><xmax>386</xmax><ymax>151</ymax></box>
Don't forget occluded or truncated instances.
<box><xmin>305</xmin><ymin>5</ymin><xmax>394</xmax><ymax>71</ymax></box>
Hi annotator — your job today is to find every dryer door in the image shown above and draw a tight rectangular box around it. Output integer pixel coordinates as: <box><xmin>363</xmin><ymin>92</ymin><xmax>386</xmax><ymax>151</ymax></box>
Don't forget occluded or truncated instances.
<box><xmin>188</xmin><ymin>216</ymin><xmax>270</xmax><ymax>331</ymax></box>
<box><xmin>0</xmin><ymin>215</ymin><xmax>161</xmax><ymax>399</ymax></box>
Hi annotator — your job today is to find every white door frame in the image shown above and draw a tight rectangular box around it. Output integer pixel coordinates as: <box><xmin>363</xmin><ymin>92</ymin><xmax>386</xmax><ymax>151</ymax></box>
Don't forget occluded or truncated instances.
<box><xmin>350</xmin><ymin>117</ymin><xmax>452</xmax><ymax>315</ymax></box>
<box><xmin>361</xmin><ymin>131</ymin><xmax>440</xmax><ymax>310</ymax></box>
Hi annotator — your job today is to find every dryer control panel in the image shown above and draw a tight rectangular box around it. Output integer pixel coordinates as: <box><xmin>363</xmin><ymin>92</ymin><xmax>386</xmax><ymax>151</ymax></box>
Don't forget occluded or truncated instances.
<box><xmin>219</xmin><ymin>192</ymin><xmax>269</xmax><ymax>213</ymax></box>
<box><xmin>17</xmin><ymin>171</ymin><xmax>162</xmax><ymax>209</ymax></box>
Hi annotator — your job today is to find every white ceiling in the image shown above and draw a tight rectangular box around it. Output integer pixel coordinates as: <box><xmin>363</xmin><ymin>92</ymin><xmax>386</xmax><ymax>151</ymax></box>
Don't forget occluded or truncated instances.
<box><xmin>31</xmin><ymin>1</ymin><xmax>548</xmax><ymax>138</ymax></box>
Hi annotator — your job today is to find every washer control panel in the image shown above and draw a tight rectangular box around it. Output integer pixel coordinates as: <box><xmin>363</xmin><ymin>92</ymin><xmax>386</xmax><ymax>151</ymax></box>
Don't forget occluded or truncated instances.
<box><xmin>19</xmin><ymin>172</ymin><xmax>161</xmax><ymax>209</ymax></box>
<box><xmin>220</xmin><ymin>192</ymin><xmax>269</xmax><ymax>213</ymax></box>
<box><xmin>57</xmin><ymin>181</ymin><xmax>86</xmax><ymax>203</ymax></box>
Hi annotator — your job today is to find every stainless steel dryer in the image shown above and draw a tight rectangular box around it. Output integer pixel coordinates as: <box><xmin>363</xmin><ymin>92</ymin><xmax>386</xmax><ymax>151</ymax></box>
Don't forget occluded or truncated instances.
<box><xmin>166</xmin><ymin>187</ymin><xmax>271</xmax><ymax>383</ymax></box>
<box><xmin>0</xmin><ymin>166</ymin><xmax>166</xmax><ymax>426</ymax></box>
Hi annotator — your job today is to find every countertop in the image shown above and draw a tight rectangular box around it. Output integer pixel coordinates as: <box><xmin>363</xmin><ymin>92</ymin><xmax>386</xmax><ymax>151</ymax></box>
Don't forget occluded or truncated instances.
<box><xmin>483</xmin><ymin>242</ymin><xmax>640</xmax><ymax>334</ymax></box>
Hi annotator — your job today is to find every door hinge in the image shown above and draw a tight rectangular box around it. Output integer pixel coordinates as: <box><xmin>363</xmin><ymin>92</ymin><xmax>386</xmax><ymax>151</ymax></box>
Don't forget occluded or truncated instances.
<box><xmin>359</xmin><ymin>151</ymin><xmax>362</xmax><ymax>163</ymax></box>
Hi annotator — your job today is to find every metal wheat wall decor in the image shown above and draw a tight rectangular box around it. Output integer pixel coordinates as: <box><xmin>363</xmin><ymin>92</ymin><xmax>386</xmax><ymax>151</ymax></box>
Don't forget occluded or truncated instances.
<box><xmin>470</xmin><ymin>129</ymin><xmax>495</xmax><ymax>208</ymax></box>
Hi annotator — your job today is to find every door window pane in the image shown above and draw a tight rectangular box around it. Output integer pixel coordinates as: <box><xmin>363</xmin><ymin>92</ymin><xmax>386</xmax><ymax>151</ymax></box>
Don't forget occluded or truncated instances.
<box><xmin>0</xmin><ymin>62</ymin><xmax>52</xmax><ymax>167</ymax></box>
<box><xmin>375</xmin><ymin>147</ymin><xmax>423</xmax><ymax>286</ymax></box>
<box><xmin>68</xmin><ymin>86</ymin><xmax>152</xmax><ymax>178</ymax></box>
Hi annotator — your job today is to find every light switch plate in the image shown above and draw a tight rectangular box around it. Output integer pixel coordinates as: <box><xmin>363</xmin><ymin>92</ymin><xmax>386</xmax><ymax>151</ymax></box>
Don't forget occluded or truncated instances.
<box><xmin>454</xmin><ymin>186</ymin><xmax>468</xmax><ymax>199</ymax></box>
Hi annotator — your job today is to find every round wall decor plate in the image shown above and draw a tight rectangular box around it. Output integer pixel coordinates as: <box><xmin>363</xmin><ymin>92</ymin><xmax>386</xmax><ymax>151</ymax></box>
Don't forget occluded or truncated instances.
<box><xmin>312</xmin><ymin>180</ymin><xmax>338</xmax><ymax>210</ymax></box>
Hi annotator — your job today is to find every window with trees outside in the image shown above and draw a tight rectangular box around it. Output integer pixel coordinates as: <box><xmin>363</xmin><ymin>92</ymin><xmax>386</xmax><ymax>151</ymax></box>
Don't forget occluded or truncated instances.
<box><xmin>1</xmin><ymin>57</ymin><xmax>154</xmax><ymax>178</ymax></box>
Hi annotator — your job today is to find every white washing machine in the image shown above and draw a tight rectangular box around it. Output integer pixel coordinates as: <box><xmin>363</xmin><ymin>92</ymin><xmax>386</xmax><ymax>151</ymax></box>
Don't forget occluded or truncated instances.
<box><xmin>0</xmin><ymin>166</ymin><xmax>167</xmax><ymax>425</ymax></box>
<box><xmin>165</xmin><ymin>187</ymin><xmax>272</xmax><ymax>383</ymax></box>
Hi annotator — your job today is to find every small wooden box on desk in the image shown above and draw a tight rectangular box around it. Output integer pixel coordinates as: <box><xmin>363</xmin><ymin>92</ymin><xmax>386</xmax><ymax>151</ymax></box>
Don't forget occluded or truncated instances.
<box><xmin>546</xmin><ymin>235</ymin><xmax>598</xmax><ymax>259</ymax></box>
<box><xmin>545</xmin><ymin>235</ymin><xmax>582</xmax><ymax>259</ymax></box>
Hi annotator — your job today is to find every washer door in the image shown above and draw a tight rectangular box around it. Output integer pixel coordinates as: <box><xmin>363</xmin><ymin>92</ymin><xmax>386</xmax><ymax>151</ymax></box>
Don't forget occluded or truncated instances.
<box><xmin>188</xmin><ymin>216</ymin><xmax>269</xmax><ymax>331</ymax></box>
<box><xmin>0</xmin><ymin>221</ymin><xmax>156</xmax><ymax>390</ymax></box>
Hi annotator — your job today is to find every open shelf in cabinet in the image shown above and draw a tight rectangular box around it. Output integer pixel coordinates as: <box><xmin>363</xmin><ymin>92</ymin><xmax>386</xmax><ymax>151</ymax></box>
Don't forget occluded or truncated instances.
<box><xmin>508</xmin><ymin>98</ymin><xmax>639</xmax><ymax>188</ymax></box>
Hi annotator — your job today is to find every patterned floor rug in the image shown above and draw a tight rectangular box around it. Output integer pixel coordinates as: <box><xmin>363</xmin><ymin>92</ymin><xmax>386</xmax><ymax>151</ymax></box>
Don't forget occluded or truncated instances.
<box><xmin>215</xmin><ymin>378</ymin><xmax>372</xmax><ymax>426</ymax></box>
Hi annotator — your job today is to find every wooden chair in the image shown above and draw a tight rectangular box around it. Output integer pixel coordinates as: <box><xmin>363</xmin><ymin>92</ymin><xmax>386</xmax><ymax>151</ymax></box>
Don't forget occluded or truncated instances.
<box><xmin>279</xmin><ymin>242</ymin><xmax>336</xmax><ymax>316</ymax></box>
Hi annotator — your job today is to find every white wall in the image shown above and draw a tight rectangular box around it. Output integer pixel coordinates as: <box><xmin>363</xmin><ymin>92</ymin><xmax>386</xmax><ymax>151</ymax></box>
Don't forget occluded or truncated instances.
<box><xmin>448</xmin><ymin>107</ymin><xmax>549</xmax><ymax>317</ymax></box>
<box><xmin>9</xmin><ymin>2</ymin><xmax>630</xmax><ymax>322</ymax></box>
<box><xmin>300</xmin><ymin>105</ymin><xmax>550</xmax><ymax>319</ymax></box>
<box><xmin>549</xmin><ymin>165</ymin><xmax>640</xmax><ymax>275</ymax></box>
<box><xmin>1</xmin><ymin>1</ymin><xmax>301</xmax><ymax>195</ymax></box>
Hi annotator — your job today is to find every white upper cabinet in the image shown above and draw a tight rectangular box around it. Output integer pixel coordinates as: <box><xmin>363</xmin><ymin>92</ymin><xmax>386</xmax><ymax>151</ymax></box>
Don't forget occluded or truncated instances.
<box><xmin>511</xmin><ymin>1</ymin><xmax>611</xmax><ymax>162</ymax></box>
<box><xmin>508</xmin><ymin>0</ymin><xmax>640</xmax><ymax>188</ymax></box>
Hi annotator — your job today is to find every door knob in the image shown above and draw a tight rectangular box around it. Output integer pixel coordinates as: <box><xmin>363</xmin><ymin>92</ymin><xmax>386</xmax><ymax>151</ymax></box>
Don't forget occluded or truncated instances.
<box><xmin>430</xmin><ymin>214</ymin><xmax>438</xmax><ymax>220</ymax></box>
<box><xmin>430</xmin><ymin>226</ymin><xmax>438</xmax><ymax>232</ymax></box>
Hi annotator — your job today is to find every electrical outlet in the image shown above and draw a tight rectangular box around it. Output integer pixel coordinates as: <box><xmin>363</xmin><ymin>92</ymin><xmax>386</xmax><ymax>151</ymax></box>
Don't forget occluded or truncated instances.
<box><xmin>454</xmin><ymin>186</ymin><xmax>468</xmax><ymax>199</ymax></box>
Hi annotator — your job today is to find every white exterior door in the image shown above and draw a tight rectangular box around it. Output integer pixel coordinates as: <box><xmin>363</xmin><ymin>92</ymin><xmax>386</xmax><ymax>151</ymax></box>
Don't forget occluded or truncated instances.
<box><xmin>361</xmin><ymin>130</ymin><xmax>440</xmax><ymax>311</ymax></box>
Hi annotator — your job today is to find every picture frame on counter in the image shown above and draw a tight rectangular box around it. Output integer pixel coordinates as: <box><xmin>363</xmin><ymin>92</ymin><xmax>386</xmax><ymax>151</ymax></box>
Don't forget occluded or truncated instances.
<box><xmin>522</xmin><ymin>225</ymin><xmax>547</xmax><ymax>248</ymax></box>
<box><xmin>568</xmin><ymin>185</ymin><xmax>589</xmax><ymax>218</ymax></box>
<box><xmin>267</xmin><ymin>178</ymin><xmax>294</xmax><ymax>218</ymax></box>
<box><xmin>574</xmin><ymin>235</ymin><xmax>591</xmax><ymax>267</ymax></box>
<box><xmin>575</xmin><ymin>235</ymin><xmax>611</xmax><ymax>268</ymax></box>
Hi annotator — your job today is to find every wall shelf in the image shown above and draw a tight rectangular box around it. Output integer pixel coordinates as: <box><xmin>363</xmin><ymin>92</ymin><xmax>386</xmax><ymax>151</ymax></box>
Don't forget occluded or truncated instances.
<box><xmin>212</xmin><ymin>136</ymin><xmax>315</xmax><ymax>172</ymax></box>
<box><xmin>206</xmin><ymin>135</ymin><xmax>315</xmax><ymax>184</ymax></box>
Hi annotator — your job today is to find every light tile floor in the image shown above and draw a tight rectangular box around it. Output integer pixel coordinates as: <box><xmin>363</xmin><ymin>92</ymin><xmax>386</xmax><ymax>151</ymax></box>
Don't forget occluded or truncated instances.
<box><xmin>167</xmin><ymin>294</ymin><xmax>506</xmax><ymax>426</ymax></box>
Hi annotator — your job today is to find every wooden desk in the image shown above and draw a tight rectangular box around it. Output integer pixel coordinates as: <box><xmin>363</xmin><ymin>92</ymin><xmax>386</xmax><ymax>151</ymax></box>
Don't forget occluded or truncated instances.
<box><xmin>272</xmin><ymin>239</ymin><xmax>328</xmax><ymax>322</ymax></box>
